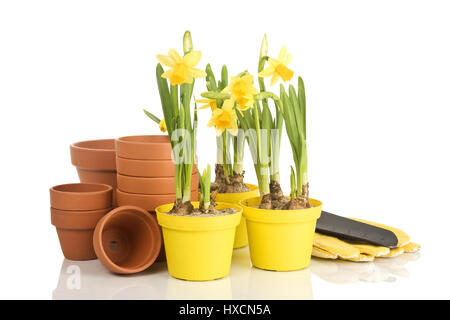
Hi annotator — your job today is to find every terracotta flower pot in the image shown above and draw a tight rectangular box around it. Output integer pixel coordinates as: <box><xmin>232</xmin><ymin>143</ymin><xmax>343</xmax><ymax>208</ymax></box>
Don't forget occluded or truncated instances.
<box><xmin>93</xmin><ymin>206</ymin><xmax>161</xmax><ymax>274</ymax></box>
<box><xmin>50</xmin><ymin>183</ymin><xmax>113</xmax><ymax>211</ymax></box>
<box><xmin>51</xmin><ymin>207</ymin><xmax>111</xmax><ymax>260</ymax></box>
<box><xmin>117</xmin><ymin>173</ymin><xmax>199</xmax><ymax>195</ymax></box>
<box><xmin>116</xmin><ymin>189</ymin><xmax>199</xmax><ymax>211</ymax></box>
<box><xmin>115</xmin><ymin>135</ymin><xmax>173</xmax><ymax>160</ymax></box>
<box><xmin>70</xmin><ymin>139</ymin><xmax>117</xmax><ymax>188</ymax></box>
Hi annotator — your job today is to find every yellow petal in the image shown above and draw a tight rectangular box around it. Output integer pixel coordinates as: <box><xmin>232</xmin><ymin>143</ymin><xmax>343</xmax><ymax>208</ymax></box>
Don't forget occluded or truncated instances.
<box><xmin>401</xmin><ymin>242</ymin><xmax>421</xmax><ymax>253</ymax></box>
<box><xmin>221</xmin><ymin>99</ymin><xmax>234</xmax><ymax>112</ymax></box>
<box><xmin>161</xmin><ymin>69</ymin><xmax>173</xmax><ymax>80</ymax></box>
<box><xmin>312</xmin><ymin>246</ymin><xmax>338</xmax><ymax>259</ymax></box>
<box><xmin>258</xmin><ymin>66</ymin><xmax>275</xmax><ymax>78</ymax></box>
<box><xmin>207</xmin><ymin>116</ymin><xmax>216</xmax><ymax>127</ymax></box>
<box><xmin>168</xmin><ymin>48</ymin><xmax>182</xmax><ymax>63</ymax></box>
<box><xmin>313</xmin><ymin>233</ymin><xmax>360</xmax><ymax>259</ymax></box>
<box><xmin>270</xmin><ymin>74</ymin><xmax>280</xmax><ymax>86</ymax></box>
<box><xmin>215</xmin><ymin>127</ymin><xmax>224</xmax><ymax>136</ymax></box>
<box><xmin>278</xmin><ymin>46</ymin><xmax>287</xmax><ymax>61</ymax></box>
<box><xmin>183</xmin><ymin>51</ymin><xmax>202</xmax><ymax>67</ymax></box>
<box><xmin>187</xmin><ymin>68</ymin><xmax>207</xmax><ymax>79</ymax></box>
<box><xmin>268</xmin><ymin>58</ymin><xmax>279</xmax><ymax>68</ymax></box>
<box><xmin>156</xmin><ymin>54</ymin><xmax>176</xmax><ymax>67</ymax></box>
<box><xmin>184</xmin><ymin>75</ymin><xmax>194</xmax><ymax>84</ymax></box>
<box><xmin>284</xmin><ymin>53</ymin><xmax>292</xmax><ymax>65</ymax></box>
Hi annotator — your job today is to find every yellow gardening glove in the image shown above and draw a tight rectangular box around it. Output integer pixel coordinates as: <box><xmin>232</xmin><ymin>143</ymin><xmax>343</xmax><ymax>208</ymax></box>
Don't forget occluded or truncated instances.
<box><xmin>312</xmin><ymin>220</ymin><xmax>420</xmax><ymax>262</ymax></box>
<box><xmin>313</xmin><ymin>233</ymin><xmax>360</xmax><ymax>259</ymax></box>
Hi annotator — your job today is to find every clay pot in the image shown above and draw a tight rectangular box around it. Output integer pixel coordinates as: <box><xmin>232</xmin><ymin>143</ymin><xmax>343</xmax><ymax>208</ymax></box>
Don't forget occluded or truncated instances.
<box><xmin>51</xmin><ymin>207</ymin><xmax>111</xmax><ymax>260</ymax></box>
<box><xmin>93</xmin><ymin>206</ymin><xmax>161</xmax><ymax>274</ymax></box>
<box><xmin>50</xmin><ymin>183</ymin><xmax>112</xmax><ymax>211</ymax></box>
<box><xmin>116</xmin><ymin>135</ymin><xmax>173</xmax><ymax>160</ymax></box>
<box><xmin>117</xmin><ymin>173</ymin><xmax>199</xmax><ymax>195</ymax></box>
<box><xmin>50</xmin><ymin>183</ymin><xmax>113</xmax><ymax>261</ymax></box>
<box><xmin>116</xmin><ymin>189</ymin><xmax>198</xmax><ymax>211</ymax></box>
<box><xmin>70</xmin><ymin>139</ymin><xmax>117</xmax><ymax>189</ymax></box>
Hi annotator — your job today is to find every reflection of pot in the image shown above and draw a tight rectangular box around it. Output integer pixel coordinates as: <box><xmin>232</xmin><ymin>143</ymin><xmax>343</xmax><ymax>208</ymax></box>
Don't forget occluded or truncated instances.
<box><xmin>247</xmin><ymin>266</ymin><xmax>313</xmax><ymax>300</ymax></box>
<box><xmin>228</xmin><ymin>247</ymin><xmax>252</xmax><ymax>299</ymax></box>
<box><xmin>52</xmin><ymin>259</ymin><xmax>168</xmax><ymax>300</ymax></box>
<box><xmin>156</xmin><ymin>202</ymin><xmax>242</xmax><ymax>281</ymax></box>
<box><xmin>240</xmin><ymin>197</ymin><xmax>322</xmax><ymax>271</ymax></box>
<box><xmin>215</xmin><ymin>184</ymin><xmax>259</xmax><ymax>249</ymax></box>
<box><xmin>165</xmin><ymin>275</ymin><xmax>232</xmax><ymax>300</ymax></box>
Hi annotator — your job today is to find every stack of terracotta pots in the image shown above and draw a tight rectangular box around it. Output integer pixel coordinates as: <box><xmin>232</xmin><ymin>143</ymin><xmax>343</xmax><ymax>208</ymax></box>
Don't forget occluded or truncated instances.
<box><xmin>115</xmin><ymin>135</ymin><xmax>198</xmax><ymax>210</ymax></box>
<box><xmin>50</xmin><ymin>183</ymin><xmax>113</xmax><ymax>261</ymax></box>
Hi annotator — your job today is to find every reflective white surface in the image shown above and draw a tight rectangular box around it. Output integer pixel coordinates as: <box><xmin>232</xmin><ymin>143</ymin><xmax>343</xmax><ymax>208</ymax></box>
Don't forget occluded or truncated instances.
<box><xmin>51</xmin><ymin>247</ymin><xmax>421</xmax><ymax>300</ymax></box>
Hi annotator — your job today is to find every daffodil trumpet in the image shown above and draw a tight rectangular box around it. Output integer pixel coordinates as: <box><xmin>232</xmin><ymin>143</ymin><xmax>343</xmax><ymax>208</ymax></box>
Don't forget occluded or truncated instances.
<box><xmin>144</xmin><ymin>31</ymin><xmax>206</xmax><ymax>214</ymax></box>
<box><xmin>199</xmin><ymin>65</ymin><xmax>249</xmax><ymax>194</ymax></box>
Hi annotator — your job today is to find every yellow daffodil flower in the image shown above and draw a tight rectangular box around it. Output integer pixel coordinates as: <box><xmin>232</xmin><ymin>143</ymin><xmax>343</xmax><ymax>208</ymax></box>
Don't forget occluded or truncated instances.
<box><xmin>159</xmin><ymin>119</ymin><xmax>167</xmax><ymax>132</ymax></box>
<box><xmin>207</xmin><ymin>99</ymin><xmax>238</xmax><ymax>136</ymax></box>
<box><xmin>259</xmin><ymin>46</ymin><xmax>294</xmax><ymax>86</ymax></box>
<box><xmin>195</xmin><ymin>98</ymin><xmax>217</xmax><ymax>112</ymax></box>
<box><xmin>157</xmin><ymin>49</ymin><xmax>206</xmax><ymax>85</ymax></box>
<box><xmin>221</xmin><ymin>74</ymin><xmax>258</xmax><ymax>111</ymax></box>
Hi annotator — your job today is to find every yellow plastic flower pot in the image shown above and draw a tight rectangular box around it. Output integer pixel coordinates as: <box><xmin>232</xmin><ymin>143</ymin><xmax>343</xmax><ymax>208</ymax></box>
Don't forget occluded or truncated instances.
<box><xmin>156</xmin><ymin>202</ymin><xmax>242</xmax><ymax>281</ymax></box>
<box><xmin>215</xmin><ymin>183</ymin><xmax>259</xmax><ymax>249</ymax></box>
<box><xmin>240</xmin><ymin>197</ymin><xmax>322</xmax><ymax>271</ymax></box>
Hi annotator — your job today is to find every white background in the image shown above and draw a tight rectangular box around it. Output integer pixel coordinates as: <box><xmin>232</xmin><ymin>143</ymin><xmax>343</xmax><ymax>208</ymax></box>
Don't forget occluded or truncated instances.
<box><xmin>0</xmin><ymin>0</ymin><xmax>449</xmax><ymax>299</ymax></box>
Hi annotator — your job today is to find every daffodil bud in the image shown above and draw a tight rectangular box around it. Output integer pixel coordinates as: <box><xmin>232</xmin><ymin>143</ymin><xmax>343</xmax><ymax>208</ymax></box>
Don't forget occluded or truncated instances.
<box><xmin>260</xmin><ymin>34</ymin><xmax>268</xmax><ymax>59</ymax></box>
<box><xmin>183</xmin><ymin>30</ymin><xmax>193</xmax><ymax>55</ymax></box>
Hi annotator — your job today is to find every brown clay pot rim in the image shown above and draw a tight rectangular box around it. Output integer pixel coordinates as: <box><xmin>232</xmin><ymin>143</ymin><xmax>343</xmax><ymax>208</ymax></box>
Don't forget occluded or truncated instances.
<box><xmin>50</xmin><ymin>207</ymin><xmax>113</xmax><ymax>214</ymax></box>
<box><xmin>51</xmin><ymin>183</ymin><xmax>112</xmax><ymax>195</ymax></box>
<box><xmin>116</xmin><ymin>135</ymin><xmax>169</xmax><ymax>146</ymax></box>
<box><xmin>70</xmin><ymin>139</ymin><xmax>116</xmax><ymax>171</ymax></box>
<box><xmin>71</xmin><ymin>139</ymin><xmax>116</xmax><ymax>152</ymax></box>
<box><xmin>93</xmin><ymin>205</ymin><xmax>161</xmax><ymax>274</ymax></box>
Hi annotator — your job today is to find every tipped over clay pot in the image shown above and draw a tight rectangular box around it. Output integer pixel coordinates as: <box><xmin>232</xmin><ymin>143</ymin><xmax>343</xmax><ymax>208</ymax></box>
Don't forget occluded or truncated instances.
<box><xmin>93</xmin><ymin>206</ymin><xmax>161</xmax><ymax>274</ymax></box>
<box><xmin>51</xmin><ymin>207</ymin><xmax>111</xmax><ymax>260</ymax></box>
<box><xmin>50</xmin><ymin>183</ymin><xmax>113</xmax><ymax>211</ymax></box>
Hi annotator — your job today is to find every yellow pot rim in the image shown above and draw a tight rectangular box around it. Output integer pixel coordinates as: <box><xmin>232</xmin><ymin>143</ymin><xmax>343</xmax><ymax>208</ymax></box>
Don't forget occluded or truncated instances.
<box><xmin>155</xmin><ymin>201</ymin><xmax>242</xmax><ymax>231</ymax></box>
<box><xmin>239</xmin><ymin>197</ymin><xmax>322</xmax><ymax>224</ymax></box>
